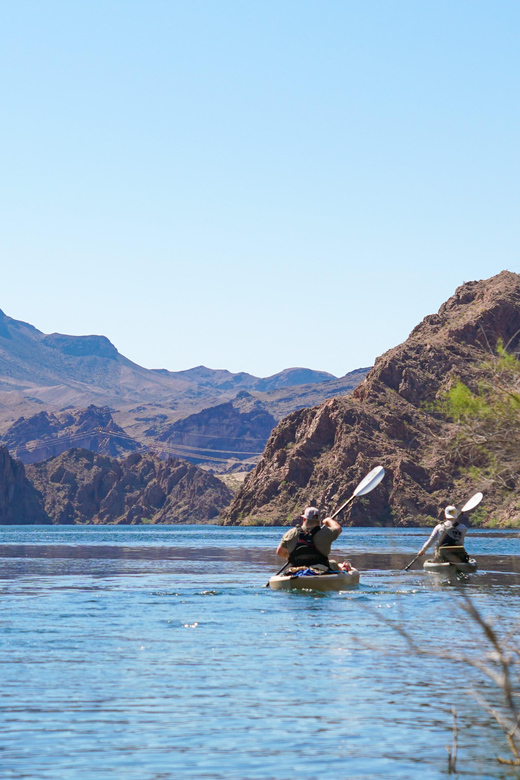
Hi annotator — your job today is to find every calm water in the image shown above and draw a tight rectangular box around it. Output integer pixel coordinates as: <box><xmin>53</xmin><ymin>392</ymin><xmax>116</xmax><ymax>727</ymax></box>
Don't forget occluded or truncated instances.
<box><xmin>1</xmin><ymin>525</ymin><xmax>520</xmax><ymax>780</ymax></box>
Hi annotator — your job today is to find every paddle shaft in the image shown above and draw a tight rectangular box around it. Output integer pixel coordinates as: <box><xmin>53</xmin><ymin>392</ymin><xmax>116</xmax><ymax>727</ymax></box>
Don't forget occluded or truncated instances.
<box><xmin>273</xmin><ymin>561</ymin><xmax>290</xmax><ymax>578</ymax></box>
<box><xmin>331</xmin><ymin>494</ymin><xmax>356</xmax><ymax>520</ymax></box>
<box><xmin>404</xmin><ymin>553</ymin><xmax>422</xmax><ymax>571</ymax></box>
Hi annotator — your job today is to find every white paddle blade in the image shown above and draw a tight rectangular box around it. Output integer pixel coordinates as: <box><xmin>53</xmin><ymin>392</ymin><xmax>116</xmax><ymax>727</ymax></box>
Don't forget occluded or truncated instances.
<box><xmin>461</xmin><ymin>492</ymin><xmax>483</xmax><ymax>513</ymax></box>
<box><xmin>353</xmin><ymin>465</ymin><xmax>385</xmax><ymax>497</ymax></box>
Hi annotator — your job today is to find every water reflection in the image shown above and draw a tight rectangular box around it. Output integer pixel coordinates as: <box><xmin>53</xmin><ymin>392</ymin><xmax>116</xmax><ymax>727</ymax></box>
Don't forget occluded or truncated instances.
<box><xmin>1</xmin><ymin>543</ymin><xmax>520</xmax><ymax>581</ymax></box>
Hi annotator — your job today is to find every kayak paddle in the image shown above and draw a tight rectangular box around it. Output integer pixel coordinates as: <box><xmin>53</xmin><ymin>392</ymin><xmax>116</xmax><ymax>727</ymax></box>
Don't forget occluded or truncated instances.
<box><xmin>404</xmin><ymin>491</ymin><xmax>484</xmax><ymax>571</ymax></box>
<box><xmin>460</xmin><ymin>492</ymin><xmax>483</xmax><ymax>513</ymax></box>
<box><xmin>404</xmin><ymin>553</ymin><xmax>422</xmax><ymax>572</ymax></box>
<box><xmin>265</xmin><ymin>465</ymin><xmax>386</xmax><ymax>587</ymax></box>
<box><xmin>330</xmin><ymin>465</ymin><xmax>385</xmax><ymax>520</ymax></box>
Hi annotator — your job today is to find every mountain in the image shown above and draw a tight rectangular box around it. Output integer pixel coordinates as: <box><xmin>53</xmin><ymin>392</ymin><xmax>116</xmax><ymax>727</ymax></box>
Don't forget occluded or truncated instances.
<box><xmin>145</xmin><ymin>370</ymin><xmax>369</xmax><ymax>471</ymax></box>
<box><xmin>167</xmin><ymin>365</ymin><xmax>336</xmax><ymax>392</ymax></box>
<box><xmin>154</xmin><ymin>392</ymin><xmax>277</xmax><ymax>468</ymax></box>
<box><xmin>0</xmin><ymin>308</ymin><xmax>369</xmax><ymax>468</ymax></box>
<box><xmin>248</xmin><ymin>368</ymin><xmax>370</xmax><ymax>420</ymax></box>
<box><xmin>0</xmin><ymin>308</ymin><xmax>197</xmax><ymax>427</ymax></box>
<box><xmin>222</xmin><ymin>271</ymin><xmax>520</xmax><ymax>526</ymax></box>
<box><xmin>0</xmin><ymin>446</ymin><xmax>232</xmax><ymax>524</ymax></box>
<box><xmin>0</xmin><ymin>405</ymin><xmax>142</xmax><ymax>464</ymax></box>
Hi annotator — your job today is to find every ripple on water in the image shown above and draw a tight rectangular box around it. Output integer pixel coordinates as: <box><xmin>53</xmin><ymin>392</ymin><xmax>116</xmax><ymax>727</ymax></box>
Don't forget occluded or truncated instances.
<box><xmin>0</xmin><ymin>526</ymin><xmax>518</xmax><ymax>780</ymax></box>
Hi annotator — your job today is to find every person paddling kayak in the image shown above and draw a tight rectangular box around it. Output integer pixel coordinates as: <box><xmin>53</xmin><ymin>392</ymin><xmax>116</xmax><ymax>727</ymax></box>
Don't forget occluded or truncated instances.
<box><xmin>276</xmin><ymin>507</ymin><xmax>342</xmax><ymax>570</ymax></box>
<box><xmin>417</xmin><ymin>505</ymin><xmax>470</xmax><ymax>564</ymax></box>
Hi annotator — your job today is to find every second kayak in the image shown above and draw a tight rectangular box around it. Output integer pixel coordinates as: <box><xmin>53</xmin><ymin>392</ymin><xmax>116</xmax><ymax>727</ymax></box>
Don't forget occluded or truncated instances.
<box><xmin>423</xmin><ymin>558</ymin><xmax>478</xmax><ymax>574</ymax></box>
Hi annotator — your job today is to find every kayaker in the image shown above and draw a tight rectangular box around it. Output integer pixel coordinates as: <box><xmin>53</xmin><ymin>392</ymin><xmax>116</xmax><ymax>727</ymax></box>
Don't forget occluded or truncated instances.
<box><xmin>417</xmin><ymin>505</ymin><xmax>470</xmax><ymax>563</ymax></box>
<box><xmin>276</xmin><ymin>507</ymin><xmax>342</xmax><ymax>570</ymax></box>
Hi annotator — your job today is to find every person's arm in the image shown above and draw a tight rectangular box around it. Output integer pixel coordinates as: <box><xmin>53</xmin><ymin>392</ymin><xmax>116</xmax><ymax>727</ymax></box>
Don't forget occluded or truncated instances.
<box><xmin>277</xmin><ymin>527</ymin><xmax>297</xmax><ymax>558</ymax></box>
<box><xmin>418</xmin><ymin>525</ymin><xmax>440</xmax><ymax>555</ymax></box>
<box><xmin>321</xmin><ymin>516</ymin><xmax>342</xmax><ymax>535</ymax></box>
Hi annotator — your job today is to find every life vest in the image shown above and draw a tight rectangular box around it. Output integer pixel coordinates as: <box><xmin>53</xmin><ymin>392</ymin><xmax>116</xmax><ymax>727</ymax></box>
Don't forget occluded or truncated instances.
<box><xmin>439</xmin><ymin>520</ymin><xmax>466</xmax><ymax>548</ymax></box>
<box><xmin>288</xmin><ymin>525</ymin><xmax>330</xmax><ymax>567</ymax></box>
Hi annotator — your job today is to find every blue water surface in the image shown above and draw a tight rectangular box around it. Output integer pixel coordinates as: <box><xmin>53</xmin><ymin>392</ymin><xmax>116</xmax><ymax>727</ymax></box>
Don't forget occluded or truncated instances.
<box><xmin>1</xmin><ymin>525</ymin><xmax>519</xmax><ymax>780</ymax></box>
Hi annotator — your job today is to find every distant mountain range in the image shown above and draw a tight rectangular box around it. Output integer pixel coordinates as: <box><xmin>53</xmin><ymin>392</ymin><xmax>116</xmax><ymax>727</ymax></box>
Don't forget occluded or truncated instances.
<box><xmin>0</xmin><ymin>308</ymin><xmax>369</xmax><ymax>471</ymax></box>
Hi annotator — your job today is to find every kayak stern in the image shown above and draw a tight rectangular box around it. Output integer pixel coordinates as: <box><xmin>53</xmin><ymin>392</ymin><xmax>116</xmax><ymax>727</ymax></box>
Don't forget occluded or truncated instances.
<box><xmin>269</xmin><ymin>568</ymin><xmax>360</xmax><ymax>591</ymax></box>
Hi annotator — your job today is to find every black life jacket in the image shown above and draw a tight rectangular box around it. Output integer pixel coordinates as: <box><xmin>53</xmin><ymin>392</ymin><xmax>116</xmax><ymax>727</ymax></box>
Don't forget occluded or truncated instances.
<box><xmin>288</xmin><ymin>525</ymin><xmax>330</xmax><ymax>567</ymax></box>
<box><xmin>439</xmin><ymin>521</ymin><xmax>465</xmax><ymax>547</ymax></box>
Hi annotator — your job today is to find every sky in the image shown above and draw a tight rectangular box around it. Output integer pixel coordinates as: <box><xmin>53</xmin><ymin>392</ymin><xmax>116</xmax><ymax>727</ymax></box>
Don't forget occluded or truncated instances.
<box><xmin>1</xmin><ymin>0</ymin><xmax>519</xmax><ymax>378</ymax></box>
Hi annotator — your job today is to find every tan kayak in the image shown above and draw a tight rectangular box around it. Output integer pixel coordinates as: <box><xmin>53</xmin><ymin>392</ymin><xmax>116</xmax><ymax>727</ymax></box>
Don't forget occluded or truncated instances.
<box><xmin>423</xmin><ymin>558</ymin><xmax>478</xmax><ymax>574</ymax></box>
<box><xmin>269</xmin><ymin>567</ymin><xmax>360</xmax><ymax>591</ymax></box>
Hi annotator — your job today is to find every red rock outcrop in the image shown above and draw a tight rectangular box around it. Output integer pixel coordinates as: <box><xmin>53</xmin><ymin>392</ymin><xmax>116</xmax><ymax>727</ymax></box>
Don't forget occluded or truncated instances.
<box><xmin>1</xmin><ymin>405</ymin><xmax>142</xmax><ymax>464</ymax></box>
<box><xmin>222</xmin><ymin>271</ymin><xmax>520</xmax><ymax>526</ymax></box>
<box><xmin>155</xmin><ymin>392</ymin><xmax>277</xmax><ymax>469</ymax></box>
<box><xmin>27</xmin><ymin>448</ymin><xmax>233</xmax><ymax>524</ymax></box>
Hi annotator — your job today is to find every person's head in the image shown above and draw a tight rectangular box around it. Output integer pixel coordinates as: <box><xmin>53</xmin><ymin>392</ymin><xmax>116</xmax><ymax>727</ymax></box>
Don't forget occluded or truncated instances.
<box><xmin>444</xmin><ymin>505</ymin><xmax>461</xmax><ymax>521</ymax></box>
<box><xmin>301</xmin><ymin>506</ymin><xmax>320</xmax><ymax>527</ymax></box>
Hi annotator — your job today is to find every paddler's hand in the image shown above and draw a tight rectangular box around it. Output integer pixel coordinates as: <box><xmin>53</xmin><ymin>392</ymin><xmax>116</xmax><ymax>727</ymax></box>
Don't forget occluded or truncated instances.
<box><xmin>321</xmin><ymin>516</ymin><xmax>342</xmax><ymax>534</ymax></box>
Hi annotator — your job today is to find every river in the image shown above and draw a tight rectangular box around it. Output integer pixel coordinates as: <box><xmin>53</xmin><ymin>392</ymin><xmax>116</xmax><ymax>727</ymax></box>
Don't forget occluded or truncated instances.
<box><xmin>1</xmin><ymin>525</ymin><xmax>519</xmax><ymax>780</ymax></box>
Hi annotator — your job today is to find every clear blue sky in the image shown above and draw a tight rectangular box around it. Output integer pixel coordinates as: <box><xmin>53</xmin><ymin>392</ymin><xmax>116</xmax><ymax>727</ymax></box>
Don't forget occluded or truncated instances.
<box><xmin>1</xmin><ymin>1</ymin><xmax>519</xmax><ymax>377</ymax></box>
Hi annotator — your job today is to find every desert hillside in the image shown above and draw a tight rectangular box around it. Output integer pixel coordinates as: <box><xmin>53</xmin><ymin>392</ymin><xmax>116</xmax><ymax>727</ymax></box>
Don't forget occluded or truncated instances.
<box><xmin>0</xmin><ymin>308</ymin><xmax>368</xmax><ymax>470</ymax></box>
<box><xmin>223</xmin><ymin>271</ymin><xmax>520</xmax><ymax>527</ymax></box>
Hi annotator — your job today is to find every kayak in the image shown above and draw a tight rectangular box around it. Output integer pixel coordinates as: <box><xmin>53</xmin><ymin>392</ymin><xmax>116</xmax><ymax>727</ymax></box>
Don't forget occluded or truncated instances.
<box><xmin>269</xmin><ymin>567</ymin><xmax>360</xmax><ymax>591</ymax></box>
<box><xmin>423</xmin><ymin>558</ymin><xmax>478</xmax><ymax>574</ymax></box>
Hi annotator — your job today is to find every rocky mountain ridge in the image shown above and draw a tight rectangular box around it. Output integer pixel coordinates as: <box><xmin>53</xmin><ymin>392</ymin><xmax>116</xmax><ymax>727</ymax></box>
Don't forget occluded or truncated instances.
<box><xmin>1</xmin><ymin>405</ymin><xmax>142</xmax><ymax>464</ymax></box>
<box><xmin>223</xmin><ymin>271</ymin><xmax>520</xmax><ymax>526</ymax></box>
<box><xmin>0</xmin><ymin>308</ymin><xmax>368</xmax><ymax>469</ymax></box>
<box><xmin>154</xmin><ymin>392</ymin><xmax>277</xmax><ymax>469</ymax></box>
<box><xmin>0</xmin><ymin>445</ymin><xmax>232</xmax><ymax>524</ymax></box>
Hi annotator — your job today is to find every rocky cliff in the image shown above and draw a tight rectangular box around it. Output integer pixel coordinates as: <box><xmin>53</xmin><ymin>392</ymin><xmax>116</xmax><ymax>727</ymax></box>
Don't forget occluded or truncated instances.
<box><xmin>153</xmin><ymin>392</ymin><xmax>277</xmax><ymax>469</ymax></box>
<box><xmin>222</xmin><ymin>271</ymin><xmax>520</xmax><ymax>526</ymax></box>
<box><xmin>0</xmin><ymin>446</ymin><xmax>50</xmax><ymax>524</ymax></box>
<box><xmin>1</xmin><ymin>405</ymin><xmax>142</xmax><ymax>464</ymax></box>
<box><xmin>26</xmin><ymin>449</ymin><xmax>233</xmax><ymax>524</ymax></box>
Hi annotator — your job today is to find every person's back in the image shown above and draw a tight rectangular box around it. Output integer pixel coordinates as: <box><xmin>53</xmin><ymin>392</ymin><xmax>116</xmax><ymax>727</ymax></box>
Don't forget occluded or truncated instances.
<box><xmin>438</xmin><ymin>518</ymin><xmax>468</xmax><ymax>548</ymax></box>
<box><xmin>276</xmin><ymin>507</ymin><xmax>342</xmax><ymax>570</ymax></box>
<box><xmin>418</xmin><ymin>505</ymin><xmax>469</xmax><ymax>563</ymax></box>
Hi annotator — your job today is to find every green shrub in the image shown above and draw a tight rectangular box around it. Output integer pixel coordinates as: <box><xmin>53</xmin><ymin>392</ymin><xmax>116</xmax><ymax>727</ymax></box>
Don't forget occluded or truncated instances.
<box><xmin>434</xmin><ymin>343</ymin><xmax>520</xmax><ymax>488</ymax></box>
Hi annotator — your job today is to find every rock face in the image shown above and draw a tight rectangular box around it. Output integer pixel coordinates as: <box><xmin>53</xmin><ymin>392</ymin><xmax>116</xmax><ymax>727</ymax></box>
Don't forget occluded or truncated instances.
<box><xmin>41</xmin><ymin>333</ymin><xmax>120</xmax><ymax>359</ymax></box>
<box><xmin>26</xmin><ymin>449</ymin><xmax>233</xmax><ymax>525</ymax></box>
<box><xmin>0</xmin><ymin>446</ymin><xmax>49</xmax><ymax>524</ymax></box>
<box><xmin>222</xmin><ymin>271</ymin><xmax>520</xmax><ymax>526</ymax></box>
<box><xmin>155</xmin><ymin>392</ymin><xmax>277</xmax><ymax>469</ymax></box>
<box><xmin>143</xmin><ymin>369</ymin><xmax>369</xmax><ymax>471</ymax></box>
<box><xmin>1</xmin><ymin>405</ymin><xmax>142</xmax><ymax>464</ymax></box>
